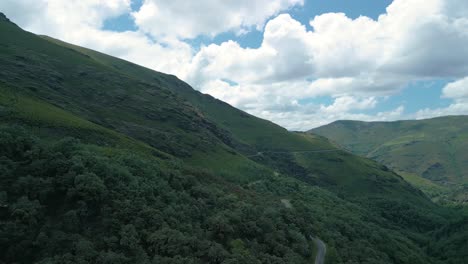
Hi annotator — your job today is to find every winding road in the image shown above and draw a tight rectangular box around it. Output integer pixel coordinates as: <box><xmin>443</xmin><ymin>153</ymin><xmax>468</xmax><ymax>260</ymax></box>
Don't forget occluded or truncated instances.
<box><xmin>312</xmin><ymin>237</ymin><xmax>327</xmax><ymax>264</ymax></box>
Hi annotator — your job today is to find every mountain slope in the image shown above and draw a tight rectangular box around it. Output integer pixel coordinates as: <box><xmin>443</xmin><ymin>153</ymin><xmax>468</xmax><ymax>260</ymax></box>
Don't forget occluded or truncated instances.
<box><xmin>1</xmin><ymin>13</ymin><xmax>466</xmax><ymax>263</ymax></box>
<box><xmin>35</xmin><ymin>32</ymin><xmax>431</xmax><ymax>205</ymax></box>
<box><xmin>311</xmin><ymin>116</ymin><xmax>468</xmax><ymax>203</ymax></box>
<box><xmin>0</xmin><ymin>16</ymin><xmax>424</xmax><ymax>200</ymax></box>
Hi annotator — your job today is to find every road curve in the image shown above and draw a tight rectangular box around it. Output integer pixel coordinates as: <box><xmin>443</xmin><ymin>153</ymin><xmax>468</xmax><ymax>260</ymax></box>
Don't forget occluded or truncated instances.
<box><xmin>312</xmin><ymin>237</ymin><xmax>326</xmax><ymax>264</ymax></box>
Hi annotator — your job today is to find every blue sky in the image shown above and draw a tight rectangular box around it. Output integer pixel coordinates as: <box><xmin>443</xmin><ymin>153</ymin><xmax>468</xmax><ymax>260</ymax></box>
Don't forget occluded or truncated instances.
<box><xmin>2</xmin><ymin>0</ymin><xmax>467</xmax><ymax>129</ymax></box>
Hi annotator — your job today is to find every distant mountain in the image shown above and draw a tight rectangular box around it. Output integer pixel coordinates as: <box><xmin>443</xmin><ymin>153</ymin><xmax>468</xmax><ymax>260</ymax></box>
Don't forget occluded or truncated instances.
<box><xmin>1</xmin><ymin>13</ymin><xmax>466</xmax><ymax>263</ymax></box>
<box><xmin>311</xmin><ymin>116</ymin><xmax>468</xmax><ymax>203</ymax></box>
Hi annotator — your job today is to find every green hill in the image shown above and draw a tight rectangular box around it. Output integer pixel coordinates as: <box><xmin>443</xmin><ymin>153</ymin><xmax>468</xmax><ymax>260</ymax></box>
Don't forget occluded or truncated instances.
<box><xmin>311</xmin><ymin>116</ymin><xmax>468</xmax><ymax>203</ymax></box>
<box><xmin>1</xmin><ymin>13</ymin><xmax>467</xmax><ymax>263</ymax></box>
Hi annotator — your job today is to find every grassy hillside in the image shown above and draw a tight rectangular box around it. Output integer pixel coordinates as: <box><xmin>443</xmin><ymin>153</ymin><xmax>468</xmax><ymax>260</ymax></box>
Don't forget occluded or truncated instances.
<box><xmin>1</xmin><ymin>13</ymin><xmax>467</xmax><ymax>263</ymax></box>
<box><xmin>311</xmin><ymin>117</ymin><xmax>468</xmax><ymax>203</ymax></box>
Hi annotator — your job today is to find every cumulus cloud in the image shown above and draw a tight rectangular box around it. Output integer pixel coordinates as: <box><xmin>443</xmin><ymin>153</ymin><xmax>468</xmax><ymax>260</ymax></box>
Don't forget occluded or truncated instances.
<box><xmin>1</xmin><ymin>0</ymin><xmax>132</xmax><ymax>34</ymax></box>
<box><xmin>132</xmin><ymin>0</ymin><xmax>303</xmax><ymax>39</ymax></box>
<box><xmin>192</xmin><ymin>0</ymin><xmax>468</xmax><ymax>87</ymax></box>
<box><xmin>320</xmin><ymin>96</ymin><xmax>377</xmax><ymax>114</ymax></box>
<box><xmin>442</xmin><ymin>77</ymin><xmax>468</xmax><ymax>99</ymax></box>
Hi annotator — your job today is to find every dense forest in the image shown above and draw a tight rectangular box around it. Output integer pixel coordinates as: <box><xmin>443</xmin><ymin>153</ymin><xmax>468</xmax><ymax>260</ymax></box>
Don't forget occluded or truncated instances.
<box><xmin>2</xmin><ymin>125</ymin><xmax>466</xmax><ymax>264</ymax></box>
<box><xmin>0</xmin><ymin>126</ymin><xmax>318</xmax><ymax>263</ymax></box>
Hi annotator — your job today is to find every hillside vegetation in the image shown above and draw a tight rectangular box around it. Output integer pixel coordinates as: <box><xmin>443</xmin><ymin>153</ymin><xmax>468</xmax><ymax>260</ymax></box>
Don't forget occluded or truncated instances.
<box><xmin>311</xmin><ymin>117</ymin><xmax>468</xmax><ymax>204</ymax></box>
<box><xmin>1</xmin><ymin>13</ymin><xmax>467</xmax><ymax>263</ymax></box>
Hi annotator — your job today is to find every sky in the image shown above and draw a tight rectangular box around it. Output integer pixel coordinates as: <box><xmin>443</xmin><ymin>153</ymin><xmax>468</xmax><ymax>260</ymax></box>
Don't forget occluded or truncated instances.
<box><xmin>1</xmin><ymin>0</ymin><xmax>467</xmax><ymax>130</ymax></box>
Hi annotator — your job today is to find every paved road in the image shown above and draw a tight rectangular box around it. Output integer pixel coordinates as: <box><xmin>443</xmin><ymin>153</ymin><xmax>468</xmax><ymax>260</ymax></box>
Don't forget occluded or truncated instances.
<box><xmin>312</xmin><ymin>237</ymin><xmax>326</xmax><ymax>264</ymax></box>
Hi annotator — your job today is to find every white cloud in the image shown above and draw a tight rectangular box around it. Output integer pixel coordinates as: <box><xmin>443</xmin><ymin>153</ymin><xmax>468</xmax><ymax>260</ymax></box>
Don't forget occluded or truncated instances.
<box><xmin>320</xmin><ymin>96</ymin><xmax>377</xmax><ymax>114</ymax></box>
<box><xmin>185</xmin><ymin>13</ymin><xmax>317</xmax><ymax>89</ymax></box>
<box><xmin>308</xmin><ymin>13</ymin><xmax>382</xmax><ymax>78</ymax></box>
<box><xmin>0</xmin><ymin>0</ymin><xmax>47</xmax><ymax>27</ymax></box>
<box><xmin>1</xmin><ymin>0</ymin><xmax>131</xmax><ymax>34</ymax></box>
<box><xmin>442</xmin><ymin>77</ymin><xmax>468</xmax><ymax>99</ymax></box>
<box><xmin>191</xmin><ymin>0</ymin><xmax>468</xmax><ymax>86</ymax></box>
<box><xmin>248</xmin><ymin>104</ymin><xmax>406</xmax><ymax>131</ymax></box>
<box><xmin>415</xmin><ymin>102</ymin><xmax>468</xmax><ymax>120</ymax></box>
<box><xmin>132</xmin><ymin>0</ymin><xmax>303</xmax><ymax>39</ymax></box>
